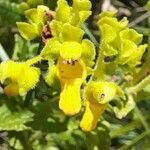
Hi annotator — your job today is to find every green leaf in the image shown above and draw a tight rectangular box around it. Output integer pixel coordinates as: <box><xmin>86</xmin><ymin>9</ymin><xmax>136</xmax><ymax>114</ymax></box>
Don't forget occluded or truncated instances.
<box><xmin>17</xmin><ymin>22</ymin><xmax>38</xmax><ymax>40</ymax></box>
<box><xmin>12</xmin><ymin>34</ymin><xmax>39</xmax><ymax>61</ymax></box>
<box><xmin>85</xmin><ymin>123</ymin><xmax>111</xmax><ymax>150</ymax></box>
<box><xmin>0</xmin><ymin>1</ymin><xmax>22</xmax><ymax>27</ymax></box>
<box><xmin>26</xmin><ymin>0</ymin><xmax>44</xmax><ymax>7</ymax></box>
<box><xmin>28</xmin><ymin>100</ymin><xmax>67</xmax><ymax>132</ymax></box>
<box><xmin>0</xmin><ymin>103</ymin><xmax>34</xmax><ymax>131</ymax></box>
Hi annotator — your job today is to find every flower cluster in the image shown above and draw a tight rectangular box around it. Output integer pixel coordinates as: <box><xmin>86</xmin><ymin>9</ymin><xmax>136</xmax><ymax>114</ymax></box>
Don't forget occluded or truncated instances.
<box><xmin>0</xmin><ymin>0</ymin><xmax>147</xmax><ymax>132</ymax></box>
<box><xmin>98</xmin><ymin>11</ymin><xmax>147</xmax><ymax>67</ymax></box>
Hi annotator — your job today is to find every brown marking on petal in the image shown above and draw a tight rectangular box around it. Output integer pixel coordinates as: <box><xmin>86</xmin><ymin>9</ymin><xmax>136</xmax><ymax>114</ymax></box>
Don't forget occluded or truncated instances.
<box><xmin>62</xmin><ymin>60</ymin><xmax>68</xmax><ymax>65</ymax></box>
<box><xmin>100</xmin><ymin>93</ymin><xmax>105</xmax><ymax>99</ymax></box>
<box><xmin>42</xmin><ymin>24</ymin><xmax>52</xmax><ymax>43</ymax></box>
<box><xmin>45</xmin><ymin>10</ymin><xmax>55</xmax><ymax>21</ymax></box>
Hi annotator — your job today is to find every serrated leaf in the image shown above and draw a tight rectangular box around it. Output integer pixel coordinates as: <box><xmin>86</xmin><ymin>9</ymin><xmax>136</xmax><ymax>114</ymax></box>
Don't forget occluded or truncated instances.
<box><xmin>0</xmin><ymin>103</ymin><xmax>34</xmax><ymax>131</ymax></box>
<box><xmin>0</xmin><ymin>1</ymin><xmax>22</xmax><ymax>27</ymax></box>
<box><xmin>12</xmin><ymin>34</ymin><xmax>39</xmax><ymax>61</ymax></box>
<box><xmin>85</xmin><ymin>124</ymin><xmax>111</xmax><ymax>150</ymax></box>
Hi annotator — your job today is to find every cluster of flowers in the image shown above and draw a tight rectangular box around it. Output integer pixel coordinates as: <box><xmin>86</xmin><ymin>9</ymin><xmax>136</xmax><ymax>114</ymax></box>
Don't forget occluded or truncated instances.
<box><xmin>0</xmin><ymin>0</ymin><xmax>147</xmax><ymax>131</ymax></box>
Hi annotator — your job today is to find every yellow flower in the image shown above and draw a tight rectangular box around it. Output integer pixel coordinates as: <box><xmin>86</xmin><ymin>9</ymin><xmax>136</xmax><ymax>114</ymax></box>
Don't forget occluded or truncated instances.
<box><xmin>0</xmin><ymin>56</ymin><xmax>41</xmax><ymax>96</ymax></box>
<box><xmin>80</xmin><ymin>81</ymin><xmax>117</xmax><ymax>131</ymax></box>
<box><xmin>57</xmin><ymin>58</ymin><xmax>87</xmax><ymax>116</ymax></box>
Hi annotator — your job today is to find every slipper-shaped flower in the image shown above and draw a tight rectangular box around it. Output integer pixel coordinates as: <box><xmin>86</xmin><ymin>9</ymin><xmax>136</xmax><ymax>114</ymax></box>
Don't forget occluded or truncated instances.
<box><xmin>80</xmin><ymin>81</ymin><xmax>120</xmax><ymax>131</ymax></box>
<box><xmin>57</xmin><ymin>58</ymin><xmax>87</xmax><ymax>115</ymax></box>
<box><xmin>0</xmin><ymin>56</ymin><xmax>41</xmax><ymax>96</ymax></box>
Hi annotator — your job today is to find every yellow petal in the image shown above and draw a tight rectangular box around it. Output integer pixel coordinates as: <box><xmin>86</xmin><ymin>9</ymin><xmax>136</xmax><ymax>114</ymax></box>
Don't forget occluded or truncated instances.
<box><xmin>0</xmin><ymin>57</ymin><xmax>41</xmax><ymax>96</ymax></box>
<box><xmin>60</xmin><ymin>42</ymin><xmax>82</xmax><ymax>61</ymax></box>
<box><xmin>59</xmin><ymin>80</ymin><xmax>82</xmax><ymax>115</ymax></box>
<box><xmin>4</xmin><ymin>83</ymin><xmax>19</xmax><ymax>96</ymax></box>
<box><xmin>80</xmin><ymin>100</ymin><xmax>107</xmax><ymax>132</ymax></box>
<box><xmin>57</xmin><ymin>58</ymin><xmax>86</xmax><ymax>115</ymax></box>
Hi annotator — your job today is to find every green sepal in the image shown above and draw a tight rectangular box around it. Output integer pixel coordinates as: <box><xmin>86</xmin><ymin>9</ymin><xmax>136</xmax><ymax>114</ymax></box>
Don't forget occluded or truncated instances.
<box><xmin>40</xmin><ymin>38</ymin><xmax>61</xmax><ymax>60</ymax></box>
<box><xmin>55</xmin><ymin>0</ymin><xmax>71</xmax><ymax>23</ymax></box>
<box><xmin>81</xmin><ymin>39</ymin><xmax>95</xmax><ymax>67</ymax></box>
<box><xmin>60</xmin><ymin>23</ymin><xmax>84</xmax><ymax>42</ymax></box>
<box><xmin>16</xmin><ymin>22</ymin><xmax>38</xmax><ymax>40</ymax></box>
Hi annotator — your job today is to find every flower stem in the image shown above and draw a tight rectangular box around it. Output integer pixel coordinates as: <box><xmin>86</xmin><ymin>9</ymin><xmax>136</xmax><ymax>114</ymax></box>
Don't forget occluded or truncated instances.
<box><xmin>26</xmin><ymin>55</ymin><xmax>42</xmax><ymax>65</ymax></box>
<box><xmin>126</xmin><ymin>75</ymin><xmax>150</xmax><ymax>94</ymax></box>
<box><xmin>92</xmin><ymin>48</ymin><xmax>105</xmax><ymax>81</ymax></box>
<box><xmin>81</xmin><ymin>23</ymin><xmax>105</xmax><ymax>81</ymax></box>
